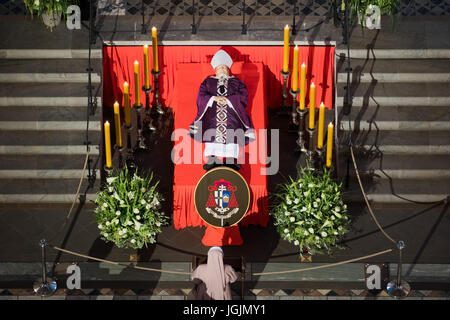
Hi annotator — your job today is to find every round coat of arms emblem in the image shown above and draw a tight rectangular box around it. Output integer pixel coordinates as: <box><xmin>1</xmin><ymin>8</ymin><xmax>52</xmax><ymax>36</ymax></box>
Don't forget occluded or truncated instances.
<box><xmin>194</xmin><ymin>167</ymin><xmax>250</xmax><ymax>228</ymax></box>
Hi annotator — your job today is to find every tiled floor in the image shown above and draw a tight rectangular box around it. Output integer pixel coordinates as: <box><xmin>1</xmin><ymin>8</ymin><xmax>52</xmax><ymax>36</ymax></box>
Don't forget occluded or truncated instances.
<box><xmin>1</xmin><ymin>287</ymin><xmax>448</xmax><ymax>300</ymax></box>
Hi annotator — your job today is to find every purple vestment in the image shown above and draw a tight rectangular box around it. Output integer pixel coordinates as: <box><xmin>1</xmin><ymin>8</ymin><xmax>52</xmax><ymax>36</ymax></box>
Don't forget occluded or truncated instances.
<box><xmin>188</xmin><ymin>76</ymin><xmax>255</xmax><ymax>148</ymax></box>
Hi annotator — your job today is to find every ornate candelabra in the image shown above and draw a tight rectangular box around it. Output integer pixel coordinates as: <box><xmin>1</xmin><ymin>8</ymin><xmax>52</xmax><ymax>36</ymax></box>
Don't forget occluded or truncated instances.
<box><xmin>152</xmin><ymin>69</ymin><xmax>164</xmax><ymax>116</ymax></box>
<box><xmin>124</xmin><ymin>124</ymin><xmax>136</xmax><ymax>168</ymax></box>
<box><xmin>296</xmin><ymin>107</ymin><xmax>307</xmax><ymax>153</ymax></box>
<box><xmin>305</xmin><ymin>126</ymin><xmax>316</xmax><ymax>170</ymax></box>
<box><xmin>142</xmin><ymin>85</ymin><xmax>155</xmax><ymax>131</ymax></box>
<box><xmin>133</xmin><ymin>101</ymin><xmax>147</xmax><ymax>151</ymax></box>
<box><xmin>290</xmin><ymin>88</ymin><xmax>299</xmax><ymax>126</ymax></box>
<box><xmin>114</xmin><ymin>144</ymin><xmax>124</xmax><ymax>169</ymax></box>
<box><xmin>278</xmin><ymin>70</ymin><xmax>291</xmax><ymax>116</ymax></box>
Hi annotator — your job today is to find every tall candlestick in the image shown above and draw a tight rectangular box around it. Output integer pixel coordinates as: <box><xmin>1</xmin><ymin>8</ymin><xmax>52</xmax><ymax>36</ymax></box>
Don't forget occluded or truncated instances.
<box><xmin>104</xmin><ymin>121</ymin><xmax>112</xmax><ymax>168</ymax></box>
<box><xmin>283</xmin><ymin>25</ymin><xmax>289</xmax><ymax>73</ymax></box>
<box><xmin>309</xmin><ymin>82</ymin><xmax>316</xmax><ymax>129</ymax></box>
<box><xmin>123</xmin><ymin>81</ymin><xmax>131</xmax><ymax>127</ymax></box>
<box><xmin>152</xmin><ymin>27</ymin><xmax>159</xmax><ymax>73</ymax></box>
<box><xmin>299</xmin><ymin>63</ymin><xmax>306</xmax><ymax>110</ymax></box>
<box><xmin>291</xmin><ymin>45</ymin><xmax>299</xmax><ymax>92</ymax></box>
<box><xmin>143</xmin><ymin>45</ymin><xmax>150</xmax><ymax>89</ymax></box>
<box><xmin>134</xmin><ymin>60</ymin><xmax>141</xmax><ymax>106</ymax></box>
<box><xmin>317</xmin><ymin>102</ymin><xmax>325</xmax><ymax>149</ymax></box>
<box><xmin>326</xmin><ymin>122</ymin><xmax>334</xmax><ymax>168</ymax></box>
<box><xmin>113</xmin><ymin>101</ymin><xmax>122</xmax><ymax>148</ymax></box>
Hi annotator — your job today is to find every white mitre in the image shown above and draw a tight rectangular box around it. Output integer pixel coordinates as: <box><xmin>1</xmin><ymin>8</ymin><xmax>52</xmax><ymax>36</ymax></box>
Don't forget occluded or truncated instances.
<box><xmin>211</xmin><ymin>50</ymin><xmax>233</xmax><ymax>70</ymax></box>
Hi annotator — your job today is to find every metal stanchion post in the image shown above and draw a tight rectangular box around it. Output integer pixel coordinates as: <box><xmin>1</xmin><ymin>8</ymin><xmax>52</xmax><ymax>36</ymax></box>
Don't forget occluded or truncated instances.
<box><xmin>387</xmin><ymin>240</ymin><xmax>411</xmax><ymax>299</ymax></box>
<box><xmin>33</xmin><ymin>239</ymin><xmax>57</xmax><ymax>297</ymax></box>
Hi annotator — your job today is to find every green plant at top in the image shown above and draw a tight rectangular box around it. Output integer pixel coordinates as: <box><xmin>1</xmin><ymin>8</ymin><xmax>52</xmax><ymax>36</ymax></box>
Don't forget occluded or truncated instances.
<box><xmin>94</xmin><ymin>166</ymin><xmax>169</xmax><ymax>250</ymax></box>
<box><xmin>23</xmin><ymin>0</ymin><xmax>77</xmax><ymax>22</ymax></box>
<box><xmin>348</xmin><ymin>0</ymin><xmax>399</xmax><ymax>28</ymax></box>
<box><xmin>270</xmin><ymin>166</ymin><xmax>351</xmax><ymax>257</ymax></box>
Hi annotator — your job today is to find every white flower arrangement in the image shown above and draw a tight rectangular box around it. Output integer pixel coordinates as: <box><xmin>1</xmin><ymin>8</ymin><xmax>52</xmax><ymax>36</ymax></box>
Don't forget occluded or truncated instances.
<box><xmin>94</xmin><ymin>166</ymin><xmax>168</xmax><ymax>249</ymax></box>
<box><xmin>270</xmin><ymin>167</ymin><xmax>350</xmax><ymax>256</ymax></box>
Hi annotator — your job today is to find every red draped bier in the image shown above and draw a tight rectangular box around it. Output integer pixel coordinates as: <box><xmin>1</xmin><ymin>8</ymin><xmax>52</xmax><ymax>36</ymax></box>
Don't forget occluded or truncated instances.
<box><xmin>102</xmin><ymin>45</ymin><xmax>335</xmax><ymax>246</ymax></box>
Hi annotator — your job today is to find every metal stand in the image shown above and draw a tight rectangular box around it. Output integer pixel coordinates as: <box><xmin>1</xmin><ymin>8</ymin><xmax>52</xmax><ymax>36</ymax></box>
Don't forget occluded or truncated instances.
<box><xmin>152</xmin><ymin>69</ymin><xmax>164</xmax><ymax>115</ymax></box>
<box><xmin>305</xmin><ymin>127</ymin><xmax>316</xmax><ymax>169</ymax></box>
<box><xmin>125</xmin><ymin>125</ymin><xmax>136</xmax><ymax>169</ymax></box>
<box><xmin>104</xmin><ymin>164</ymin><xmax>113</xmax><ymax>176</ymax></box>
<box><xmin>315</xmin><ymin>146</ymin><xmax>324</xmax><ymax>168</ymax></box>
<box><xmin>241</xmin><ymin>0</ymin><xmax>247</xmax><ymax>35</ymax></box>
<box><xmin>33</xmin><ymin>239</ymin><xmax>57</xmax><ymax>297</ymax></box>
<box><xmin>290</xmin><ymin>88</ymin><xmax>299</xmax><ymax>126</ymax></box>
<box><xmin>277</xmin><ymin>70</ymin><xmax>291</xmax><ymax>116</ymax></box>
<box><xmin>142</xmin><ymin>85</ymin><xmax>155</xmax><ymax>131</ymax></box>
<box><xmin>387</xmin><ymin>241</ymin><xmax>410</xmax><ymax>299</ymax></box>
<box><xmin>133</xmin><ymin>103</ymin><xmax>147</xmax><ymax>150</ymax></box>
<box><xmin>114</xmin><ymin>145</ymin><xmax>124</xmax><ymax>169</ymax></box>
<box><xmin>296</xmin><ymin>107</ymin><xmax>307</xmax><ymax>152</ymax></box>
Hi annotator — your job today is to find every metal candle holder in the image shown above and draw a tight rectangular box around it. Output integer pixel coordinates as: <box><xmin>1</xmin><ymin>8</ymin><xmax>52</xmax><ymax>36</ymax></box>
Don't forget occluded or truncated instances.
<box><xmin>142</xmin><ymin>85</ymin><xmax>155</xmax><ymax>131</ymax></box>
<box><xmin>104</xmin><ymin>164</ymin><xmax>113</xmax><ymax>176</ymax></box>
<box><xmin>315</xmin><ymin>146</ymin><xmax>324</xmax><ymax>169</ymax></box>
<box><xmin>133</xmin><ymin>102</ymin><xmax>147</xmax><ymax>150</ymax></box>
<box><xmin>114</xmin><ymin>144</ymin><xmax>124</xmax><ymax>169</ymax></box>
<box><xmin>296</xmin><ymin>107</ymin><xmax>307</xmax><ymax>152</ymax></box>
<box><xmin>290</xmin><ymin>88</ymin><xmax>299</xmax><ymax>126</ymax></box>
<box><xmin>124</xmin><ymin>124</ymin><xmax>136</xmax><ymax>169</ymax></box>
<box><xmin>278</xmin><ymin>70</ymin><xmax>291</xmax><ymax>116</ymax></box>
<box><xmin>152</xmin><ymin>69</ymin><xmax>164</xmax><ymax>115</ymax></box>
<box><xmin>306</xmin><ymin>126</ymin><xmax>316</xmax><ymax>170</ymax></box>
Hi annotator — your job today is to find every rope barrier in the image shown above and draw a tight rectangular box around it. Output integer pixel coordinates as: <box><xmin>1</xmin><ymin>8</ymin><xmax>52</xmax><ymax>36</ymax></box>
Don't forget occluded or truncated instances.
<box><xmin>349</xmin><ymin>145</ymin><xmax>398</xmax><ymax>245</ymax></box>
<box><xmin>50</xmin><ymin>245</ymin><xmax>192</xmax><ymax>276</ymax></box>
<box><xmin>49</xmin><ymin>151</ymin><xmax>90</xmax><ymax>243</ymax></box>
<box><xmin>252</xmin><ymin>248</ymin><xmax>393</xmax><ymax>276</ymax></box>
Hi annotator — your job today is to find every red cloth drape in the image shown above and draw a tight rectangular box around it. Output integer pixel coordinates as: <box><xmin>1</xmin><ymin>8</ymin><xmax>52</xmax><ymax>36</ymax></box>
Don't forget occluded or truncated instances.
<box><xmin>102</xmin><ymin>45</ymin><xmax>335</xmax><ymax>111</ymax></box>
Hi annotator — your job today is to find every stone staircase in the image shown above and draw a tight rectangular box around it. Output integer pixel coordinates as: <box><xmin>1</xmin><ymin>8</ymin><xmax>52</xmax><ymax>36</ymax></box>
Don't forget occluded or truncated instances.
<box><xmin>336</xmin><ymin>49</ymin><xmax>450</xmax><ymax>208</ymax></box>
<box><xmin>0</xmin><ymin>50</ymin><xmax>102</xmax><ymax>206</ymax></box>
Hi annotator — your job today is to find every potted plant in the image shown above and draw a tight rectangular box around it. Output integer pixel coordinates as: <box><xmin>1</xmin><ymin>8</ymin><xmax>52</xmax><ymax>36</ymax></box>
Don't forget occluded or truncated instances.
<box><xmin>23</xmin><ymin>0</ymin><xmax>75</xmax><ymax>30</ymax></box>
<box><xmin>349</xmin><ymin>0</ymin><xmax>399</xmax><ymax>29</ymax></box>
<box><xmin>94</xmin><ymin>166</ymin><xmax>169</xmax><ymax>250</ymax></box>
<box><xmin>270</xmin><ymin>167</ymin><xmax>351</xmax><ymax>257</ymax></box>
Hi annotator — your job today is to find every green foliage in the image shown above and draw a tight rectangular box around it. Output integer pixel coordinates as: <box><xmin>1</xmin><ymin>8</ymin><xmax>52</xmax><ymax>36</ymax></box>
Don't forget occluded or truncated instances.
<box><xmin>23</xmin><ymin>0</ymin><xmax>77</xmax><ymax>21</ymax></box>
<box><xmin>270</xmin><ymin>167</ymin><xmax>351</xmax><ymax>256</ymax></box>
<box><xmin>94</xmin><ymin>166</ymin><xmax>169</xmax><ymax>250</ymax></box>
<box><xmin>349</xmin><ymin>0</ymin><xmax>399</xmax><ymax>27</ymax></box>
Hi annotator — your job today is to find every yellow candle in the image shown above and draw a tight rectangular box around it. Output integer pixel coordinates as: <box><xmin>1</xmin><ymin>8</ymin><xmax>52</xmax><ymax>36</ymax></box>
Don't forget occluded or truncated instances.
<box><xmin>291</xmin><ymin>45</ymin><xmax>299</xmax><ymax>91</ymax></box>
<box><xmin>152</xmin><ymin>27</ymin><xmax>159</xmax><ymax>73</ymax></box>
<box><xmin>326</xmin><ymin>122</ymin><xmax>334</xmax><ymax>168</ymax></box>
<box><xmin>134</xmin><ymin>60</ymin><xmax>141</xmax><ymax>106</ymax></box>
<box><xmin>309</xmin><ymin>82</ymin><xmax>316</xmax><ymax>129</ymax></box>
<box><xmin>299</xmin><ymin>63</ymin><xmax>306</xmax><ymax>110</ymax></box>
<box><xmin>143</xmin><ymin>44</ymin><xmax>150</xmax><ymax>89</ymax></box>
<box><xmin>113</xmin><ymin>101</ymin><xmax>122</xmax><ymax>148</ymax></box>
<box><xmin>317</xmin><ymin>102</ymin><xmax>325</xmax><ymax>149</ymax></box>
<box><xmin>104</xmin><ymin>121</ymin><xmax>112</xmax><ymax>168</ymax></box>
<box><xmin>123</xmin><ymin>81</ymin><xmax>131</xmax><ymax>127</ymax></box>
<box><xmin>283</xmin><ymin>25</ymin><xmax>289</xmax><ymax>73</ymax></box>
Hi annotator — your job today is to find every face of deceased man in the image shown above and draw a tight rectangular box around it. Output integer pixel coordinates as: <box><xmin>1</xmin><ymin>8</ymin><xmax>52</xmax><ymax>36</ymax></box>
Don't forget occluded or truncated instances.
<box><xmin>215</xmin><ymin>64</ymin><xmax>230</xmax><ymax>77</ymax></box>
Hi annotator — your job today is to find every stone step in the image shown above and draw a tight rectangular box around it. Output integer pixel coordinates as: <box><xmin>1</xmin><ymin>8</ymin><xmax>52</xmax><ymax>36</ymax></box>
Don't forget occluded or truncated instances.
<box><xmin>335</xmin><ymin>96</ymin><xmax>450</xmax><ymax>107</ymax></box>
<box><xmin>343</xmin><ymin>192</ymin><xmax>448</xmax><ymax>205</ymax></box>
<box><xmin>0</xmin><ymin>97</ymin><xmax>101</xmax><ymax>107</ymax></box>
<box><xmin>0</xmin><ymin>193</ymin><xmax>98</xmax><ymax>204</ymax></box>
<box><xmin>0</xmin><ymin>145</ymin><xmax>99</xmax><ymax>155</ymax></box>
<box><xmin>0</xmin><ymin>154</ymin><xmax>101</xmax><ymax>170</ymax></box>
<box><xmin>0</xmin><ymin>58</ymin><xmax>101</xmax><ymax>74</ymax></box>
<box><xmin>339</xmin><ymin>144</ymin><xmax>450</xmax><ymax>155</ymax></box>
<box><xmin>340</xmin><ymin>121</ymin><xmax>450</xmax><ymax>131</ymax></box>
<box><xmin>0</xmin><ymin>130</ymin><xmax>101</xmax><ymax>146</ymax></box>
<box><xmin>0</xmin><ymin>83</ymin><xmax>98</xmax><ymax>98</ymax></box>
<box><xmin>337</xmin><ymin>105</ymin><xmax>450</xmax><ymax>122</ymax></box>
<box><xmin>0</xmin><ymin>170</ymin><xmax>101</xmax><ymax>179</ymax></box>
<box><xmin>0</xmin><ymin>73</ymin><xmax>101</xmax><ymax>83</ymax></box>
<box><xmin>336</xmin><ymin>58</ymin><xmax>450</xmax><ymax>75</ymax></box>
<box><xmin>335</xmin><ymin>49</ymin><xmax>450</xmax><ymax>59</ymax></box>
<box><xmin>336</xmin><ymin>82</ymin><xmax>450</xmax><ymax>98</ymax></box>
<box><xmin>0</xmin><ymin>121</ymin><xmax>100</xmax><ymax>131</ymax></box>
<box><xmin>338</xmin><ymin>129</ymin><xmax>449</xmax><ymax>146</ymax></box>
<box><xmin>0</xmin><ymin>178</ymin><xmax>100</xmax><ymax>194</ymax></box>
<box><xmin>347</xmin><ymin>169</ymin><xmax>450</xmax><ymax>180</ymax></box>
<box><xmin>337</xmin><ymin>73</ymin><xmax>450</xmax><ymax>83</ymax></box>
<box><xmin>1</xmin><ymin>106</ymin><xmax>100</xmax><ymax>121</ymax></box>
<box><xmin>336</xmin><ymin>153</ymin><xmax>450</xmax><ymax>171</ymax></box>
<box><xmin>0</xmin><ymin>49</ymin><xmax>103</xmax><ymax>59</ymax></box>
